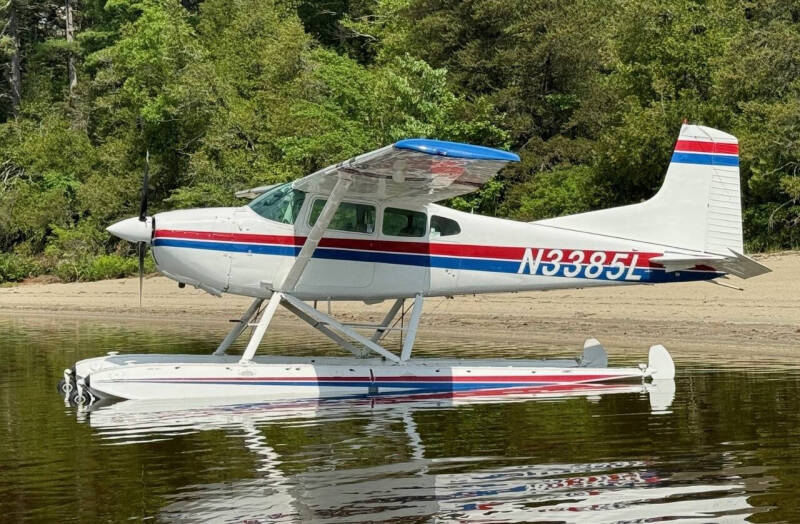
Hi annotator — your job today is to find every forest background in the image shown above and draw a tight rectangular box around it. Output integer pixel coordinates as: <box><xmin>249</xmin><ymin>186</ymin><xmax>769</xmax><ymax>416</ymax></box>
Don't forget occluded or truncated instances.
<box><xmin>1</xmin><ymin>0</ymin><xmax>798</xmax><ymax>283</ymax></box>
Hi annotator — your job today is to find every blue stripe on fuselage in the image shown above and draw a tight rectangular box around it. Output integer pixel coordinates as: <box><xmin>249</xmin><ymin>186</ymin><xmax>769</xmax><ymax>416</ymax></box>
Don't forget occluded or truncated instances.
<box><xmin>152</xmin><ymin>238</ymin><xmax>721</xmax><ymax>284</ymax></box>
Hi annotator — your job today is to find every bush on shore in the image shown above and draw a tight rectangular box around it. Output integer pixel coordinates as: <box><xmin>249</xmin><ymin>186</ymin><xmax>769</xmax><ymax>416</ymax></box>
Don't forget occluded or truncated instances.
<box><xmin>0</xmin><ymin>253</ymin><xmax>40</xmax><ymax>284</ymax></box>
<box><xmin>0</xmin><ymin>253</ymin><xmax>155</xmax><ymax>285</ymax></box>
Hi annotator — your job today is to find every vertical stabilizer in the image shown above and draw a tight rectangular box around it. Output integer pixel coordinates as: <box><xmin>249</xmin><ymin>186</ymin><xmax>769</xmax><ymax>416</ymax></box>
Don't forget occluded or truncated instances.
<box><xmin>535</xmin><ymin>124</ymin><xmax>743</xmax><ymax>256</ymax></box>
<box><xmin>672</xmin><ymin>125</ymin><xmax>742</xmax><ymax>254</ymax></box>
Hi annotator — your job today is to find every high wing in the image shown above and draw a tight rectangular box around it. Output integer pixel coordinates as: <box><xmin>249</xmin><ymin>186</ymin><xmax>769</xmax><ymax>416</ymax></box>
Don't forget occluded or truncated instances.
<box><xmin>231</xmin><ymin>140</ymin><xmax>518</xmax><ymax>295</ymax></box>
<box><xmin>288</xmin><ymin>139</ymin><xmax>520</xmax><ymax>204</ymax></box>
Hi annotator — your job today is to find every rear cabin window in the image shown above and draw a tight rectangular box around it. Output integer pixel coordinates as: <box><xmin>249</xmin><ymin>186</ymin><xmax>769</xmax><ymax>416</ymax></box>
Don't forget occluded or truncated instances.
<box><xmin>430</xmin><ymin>215</ymin><xmax>461</xmax><ymax>237</ymax></box>
<box><xmin>248</xmin><ymin>183</ymin><xmax>306</xmax><ymax>224</ymax></box>
<box><xmin>309</xmin><ymin>199</ymin><xmax>376</xmax><ymax>234</ymax></box>
<box><xmin>382</xmin><ymin>208</ymin><xmax>427</xmax><ymax>237</ymax></box>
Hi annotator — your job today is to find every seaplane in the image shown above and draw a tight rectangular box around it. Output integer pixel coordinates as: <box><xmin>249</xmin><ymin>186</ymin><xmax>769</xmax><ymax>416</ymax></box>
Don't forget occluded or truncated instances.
<box><xmin>60</xmin><ymin>123</ymin><xmax>769</xmax><ymax>404</ymax></box>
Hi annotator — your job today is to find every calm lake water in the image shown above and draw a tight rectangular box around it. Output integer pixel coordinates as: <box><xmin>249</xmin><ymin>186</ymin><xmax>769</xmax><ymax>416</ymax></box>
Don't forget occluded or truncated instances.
<box><xmin>1</xmin><ymin>315</ymin><xmax>800</xmax><ymax>522</ymax></box>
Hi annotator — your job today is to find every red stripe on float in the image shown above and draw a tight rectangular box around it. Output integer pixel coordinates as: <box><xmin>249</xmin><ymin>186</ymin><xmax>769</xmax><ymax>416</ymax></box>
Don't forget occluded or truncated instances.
<box><xmin>374</xmin><ymin>374</ymin><xmax>624</xmax><ymax>383</ymax></box>
<box><xmin>135</xmin><ymin>374</ymin><xmax>627</xmax><ymax>383</ymax></box>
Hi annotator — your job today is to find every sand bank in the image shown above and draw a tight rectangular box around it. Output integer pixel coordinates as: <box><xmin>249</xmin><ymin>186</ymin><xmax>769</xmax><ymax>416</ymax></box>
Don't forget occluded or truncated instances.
<box><xmin>1</xmin><ymin>252</ymin><xmax>797</xmax><ymax>363</ymax></box>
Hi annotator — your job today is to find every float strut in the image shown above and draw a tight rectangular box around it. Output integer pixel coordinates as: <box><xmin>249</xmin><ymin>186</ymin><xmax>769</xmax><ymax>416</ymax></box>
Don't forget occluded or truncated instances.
<box><xmin>281</xmin><ymin>294</ymin><xmax>402</xmax><ymax>363</ymax></box>
<box><xmin>371</xmin><ymin>299</ymin><xmax>405</xmax><ymax>343</ymax></box>
<box><xmin>281</xmin><ymin>298</ymin><xmax>368</xmax><ymax>358</ymax></box>
<box><xmin>239</xmin><ymin>292</ymin><xmax>283</xmax><ymax>363</ymax></box>
<box><xmin>400</xmin><ymin>294</ymin><xmax>424</xmax><ymax>362</ymax></box>
<box><xmin>213</xmin><ymin>297</ymin><xmax>264</xmax><ymax>356</ymax></box>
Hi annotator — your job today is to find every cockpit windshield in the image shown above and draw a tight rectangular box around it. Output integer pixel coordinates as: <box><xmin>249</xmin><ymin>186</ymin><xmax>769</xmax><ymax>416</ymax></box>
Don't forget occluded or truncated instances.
<box><xmin>248</xmin><ymin>183</ymin><xmax>306</xmax><ymax>224</ymax></box>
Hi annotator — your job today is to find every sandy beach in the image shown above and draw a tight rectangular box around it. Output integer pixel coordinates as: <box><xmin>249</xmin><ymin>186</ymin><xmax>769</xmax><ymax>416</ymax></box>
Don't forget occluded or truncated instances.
<box><xmin>1</xmin><ymin>251</ymin><xmax>797</xmax><ymax>363</ymax></box>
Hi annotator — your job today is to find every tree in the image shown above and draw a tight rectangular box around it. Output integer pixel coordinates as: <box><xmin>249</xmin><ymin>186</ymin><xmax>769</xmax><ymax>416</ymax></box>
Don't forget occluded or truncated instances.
<box><xmin>1</xmin><ymin>0</ymin><xmax>23</xmax><ymax>116</ymax></box>
<box><xmin>65</xmin><ymin>0</ymin><xmax>77</xmax><ymax>101</ymax></box>
<box><xmin>3</xmin><ymin>0</ymin><xmax>800</xmax><ymax>285</ymax></box>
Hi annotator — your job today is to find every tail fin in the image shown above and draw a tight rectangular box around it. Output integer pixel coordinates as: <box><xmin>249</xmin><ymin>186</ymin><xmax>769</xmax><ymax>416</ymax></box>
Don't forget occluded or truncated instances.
<box><xmin>535</xmin><ymin>124</ymin><xmax>743</xmax><ymax>256</ymax></box>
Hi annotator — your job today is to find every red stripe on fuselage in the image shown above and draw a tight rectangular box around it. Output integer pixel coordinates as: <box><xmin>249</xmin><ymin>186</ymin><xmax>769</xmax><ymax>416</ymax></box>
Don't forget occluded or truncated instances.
<box><xmin>674</xmin><ymin>140</ymin><xmax>739</xmax><ymax>155</ymax></box>
<box><xmin>154</xmin><ymin>229</ymin><xmax>664</xmax><ymax>268</ymax></box>
<box><xmin>155</xmin><ymin>229</ymin><xmax>303</xmax><ymax>246</ymax></box>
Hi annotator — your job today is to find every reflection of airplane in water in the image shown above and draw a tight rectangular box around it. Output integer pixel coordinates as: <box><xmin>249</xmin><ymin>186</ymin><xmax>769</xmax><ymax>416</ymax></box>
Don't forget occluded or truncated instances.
<box><xmin>79</xmin><ymin>381</ymin><xmax>753</xmax><ymax>521</ymax></box>
<box><xmin>83</xmin><ymin>380</ymin><xmax>676</xmax><ymax>438</ymax></box>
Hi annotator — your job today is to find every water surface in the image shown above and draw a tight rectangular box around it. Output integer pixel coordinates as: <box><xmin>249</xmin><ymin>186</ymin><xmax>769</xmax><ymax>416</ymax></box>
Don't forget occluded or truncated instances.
<box><xmin>1</xmin><ymin>315</ymin><xmax>799</xmax><ymax>522</ymax></box>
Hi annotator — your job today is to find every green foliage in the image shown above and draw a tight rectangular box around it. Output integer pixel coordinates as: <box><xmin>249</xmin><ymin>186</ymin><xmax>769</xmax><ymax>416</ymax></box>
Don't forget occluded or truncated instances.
<box><xmin>44</xmin><ymin>222</ymin><xmax>106</xmax><ymax>261</ymax></box>
<box><xmin>502</xmin><ymin>166</ymin><xmax>598</xmax><ymax>221</ymax></box>
<box><xmin>278</xmin><ymin>50</ymin><xmax>509</xmax><ymax>173</ymax></box>
<box><xmin>0</xmin><ymin>253</ymin><xmax>40</xmax><ymax>283</ymax></box>
<box><xmin>85</xmin><ymin>254</ymin><xmax>141</xmax><ymax>280</ymax></box>
<box><xmin>1</xmin><ymin>0</ymin><xmax>799</xmax><ymax>286</ymax></box>
<box><xmin>52</xmin><ymin>254</ymin><xmax>154</xmax><ymax>282</ymax></box>
<box><xmin>30</xmin><ymin>222</ymin><xmax>155</xmax><ymax>282</ymax></box>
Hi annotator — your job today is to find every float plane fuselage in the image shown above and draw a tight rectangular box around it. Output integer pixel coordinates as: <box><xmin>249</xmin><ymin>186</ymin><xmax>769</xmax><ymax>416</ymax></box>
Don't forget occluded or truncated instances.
<box><xmin>61</xmin><ymin>124</ymin><xmax>768</xmax><ymax>404</ymax></box>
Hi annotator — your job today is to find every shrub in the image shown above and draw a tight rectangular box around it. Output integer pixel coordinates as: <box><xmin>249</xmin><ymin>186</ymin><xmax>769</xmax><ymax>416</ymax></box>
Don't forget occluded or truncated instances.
<box><xmin>0</xmin><ymin>253</ymin><xmax>41</xmax><ymax>284</ymax></box>
<box><xmin>85</xmin><ymin>255</ymin><xmax>141</xmax><ymax>280</ymax></box>
<box><xmin>50</xmin><ymin>254</ymin><xmax>156</xmax><ymax>282</ymax></box>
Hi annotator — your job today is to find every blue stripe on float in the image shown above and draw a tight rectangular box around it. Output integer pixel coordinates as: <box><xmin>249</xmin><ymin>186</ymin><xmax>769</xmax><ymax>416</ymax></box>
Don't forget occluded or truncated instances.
<box><xmin>671</xmin><ymin>152</ymin><xmax>739</xmax><ymax>167</ymax></box>
<box><xmin>153</xmin><ymin>239</ymin><xmax>722</xmax><ymax>284</ymax></box>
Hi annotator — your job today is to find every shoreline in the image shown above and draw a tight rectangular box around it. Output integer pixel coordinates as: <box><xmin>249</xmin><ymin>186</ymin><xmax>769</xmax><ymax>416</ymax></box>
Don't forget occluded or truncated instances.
<box><xmin>1</xmin><ymin>251</ymin><xmax>797</xmax><ymax>364</ymax></box>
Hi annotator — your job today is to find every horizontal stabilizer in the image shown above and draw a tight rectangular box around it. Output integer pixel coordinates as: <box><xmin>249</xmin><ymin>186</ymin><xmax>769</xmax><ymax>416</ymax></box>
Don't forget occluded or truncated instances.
<box><xmin>649</xmin><ymin>253</ymin><xmax>725</xmax><ymax>273</ymax></box>
<box><xmin>717</xmin><ymin>251</ymin><xmax>772</xmax><ymax>279</ymax></box>
<box><xmin>650</xmin><ymin>251</ymin><xmax>771</xmax><ymax>279</ymax></box>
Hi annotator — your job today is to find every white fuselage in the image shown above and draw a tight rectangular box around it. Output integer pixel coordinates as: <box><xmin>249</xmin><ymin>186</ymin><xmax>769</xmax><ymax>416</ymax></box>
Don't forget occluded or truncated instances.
<box><xmin>149</xmin><ymin>195</ymin><xmax>717</xmax><ymax>301</ymax></box>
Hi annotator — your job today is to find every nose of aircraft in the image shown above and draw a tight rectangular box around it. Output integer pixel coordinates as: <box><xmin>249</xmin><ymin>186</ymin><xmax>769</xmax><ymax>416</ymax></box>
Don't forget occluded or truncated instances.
<box><xmin>107</xmin><ymin>216</ymin><xmax>153</xmax><ymax>244</ymax></box>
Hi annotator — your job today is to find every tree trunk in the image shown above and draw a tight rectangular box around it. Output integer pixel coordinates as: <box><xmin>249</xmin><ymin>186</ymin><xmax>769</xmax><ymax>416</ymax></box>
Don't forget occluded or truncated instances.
<box><xmin>65</xmin><ymin>0</ymin><xmax>77</xmax><ymax>102</ymax></box>
<box><xmin>8</xmin><ymin>1</ymin><xmax>22</xmax><ymax>115</ymax></box>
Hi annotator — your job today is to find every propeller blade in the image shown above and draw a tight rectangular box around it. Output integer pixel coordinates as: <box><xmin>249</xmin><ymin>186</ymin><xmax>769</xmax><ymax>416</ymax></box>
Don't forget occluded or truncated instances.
<box><xmin>139</xmin><ymin>150</ymin><xmax>150</xmax><ymax>222</ymax></box>
<box><xmin>138</xmin><ymin>241</ymin><xmax>145</xmax><ymax>309</ymax></box>
<box><xmin>137</xmin><ymin>150</ymin><xmax>150</xmax><ymax>309</ymax></box>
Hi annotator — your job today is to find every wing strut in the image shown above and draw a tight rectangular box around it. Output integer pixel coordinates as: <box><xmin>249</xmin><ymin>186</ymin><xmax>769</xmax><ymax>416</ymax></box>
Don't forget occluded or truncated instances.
<box><xmin>237</xmin><ymin>174</ymin><xmax>354</xmax><ymax>363</ymax></box>
<box><xmin>279</xmin><ymin>173</ymin><xmax>352</xmax><ymax>292</ymax></box>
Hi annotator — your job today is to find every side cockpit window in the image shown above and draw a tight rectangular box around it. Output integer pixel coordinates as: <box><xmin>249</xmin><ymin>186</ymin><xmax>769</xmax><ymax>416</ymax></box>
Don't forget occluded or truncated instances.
<box><xmin>248</xmin><ymin>183</ymin><xmax>306</xmax><ymax>224</ymax></box>
<box><xmin>430</xmin><ymin>215</ymin><xmax>461</xmax><ymax>237</ymax></box>
<box><xmin>309</xmin><ymin>199</ymin><xmax>376</xmax><ymax>234</ymax></box>
<box><xmin>383</xmin><ymin>208</ymin><xmax>427</xmax><ymax>237</ymax></box>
